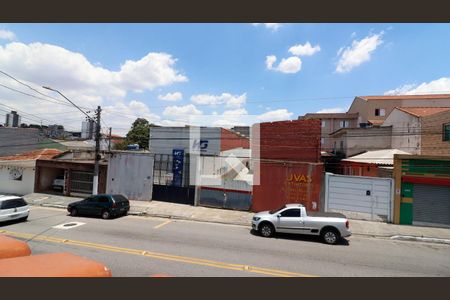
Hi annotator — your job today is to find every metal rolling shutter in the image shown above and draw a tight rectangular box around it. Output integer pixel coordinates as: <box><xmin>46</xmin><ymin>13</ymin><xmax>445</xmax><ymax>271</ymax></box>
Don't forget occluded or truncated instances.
<box><xmin>413</xmin><ymin>184</ymin><xmax>450</xmax><ymax>226</ymax></box>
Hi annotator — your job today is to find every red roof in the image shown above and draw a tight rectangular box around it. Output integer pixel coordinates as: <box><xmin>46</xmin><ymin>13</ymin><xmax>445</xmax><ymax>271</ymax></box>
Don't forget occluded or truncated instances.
<box><xmin>395</xmin><ymin>107</ymin><xmax>450</xmax><ymax>117</ymax></box>
<box><xmin>0</xmin><ymin>149</ymin><xmax>62</xmax><ymax>161</ymax></box>
<box><xmin>359</xmin><ymin>94</ymin><xmax>450</xmax><ymax>101</ymax></box>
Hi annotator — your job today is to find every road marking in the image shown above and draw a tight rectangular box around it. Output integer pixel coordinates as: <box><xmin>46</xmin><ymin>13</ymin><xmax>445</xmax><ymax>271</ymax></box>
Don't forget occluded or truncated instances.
<box><xmin>0</xmin><ymin>229</ymin><xmax>317</xmax><ymax>277</ymax></box>
<box><xmin>154</xmin><ymin>220</ymin><xmax>172</xmax><ymax>229</ymax></box>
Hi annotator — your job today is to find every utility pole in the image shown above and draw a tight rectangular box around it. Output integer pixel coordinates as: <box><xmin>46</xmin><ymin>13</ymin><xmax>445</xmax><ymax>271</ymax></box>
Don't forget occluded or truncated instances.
<box><xmin>108</xmin><ymin>127</ymin><xmax>112</xmax><ymax>152</ymax></box>
<box><xmin>93</xmin><ymin>106</ymin><xmax>101</xmax><ymax>195</ymax></box>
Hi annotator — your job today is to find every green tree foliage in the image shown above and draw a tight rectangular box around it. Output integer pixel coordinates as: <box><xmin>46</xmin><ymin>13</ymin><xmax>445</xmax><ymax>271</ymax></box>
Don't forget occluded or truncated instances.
<box><xmin>125</xmin><ymin>118</ymin><xmax>151</xmax><ymax>149</ymax></box>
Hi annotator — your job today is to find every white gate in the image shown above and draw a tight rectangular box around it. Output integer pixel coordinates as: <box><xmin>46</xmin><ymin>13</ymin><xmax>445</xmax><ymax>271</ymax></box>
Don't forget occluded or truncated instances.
<box><xmin>324</xmin><ymin>173</ymin><xmax>394</xmax><ymax>222</ymax></box>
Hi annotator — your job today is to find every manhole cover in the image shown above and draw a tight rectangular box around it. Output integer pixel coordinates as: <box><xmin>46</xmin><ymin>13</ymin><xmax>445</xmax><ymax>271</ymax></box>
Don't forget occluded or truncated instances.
<box><xmin>63</xmin><ymin>223</ymin><xmax>78</xmax><ymax>227</ymax></box>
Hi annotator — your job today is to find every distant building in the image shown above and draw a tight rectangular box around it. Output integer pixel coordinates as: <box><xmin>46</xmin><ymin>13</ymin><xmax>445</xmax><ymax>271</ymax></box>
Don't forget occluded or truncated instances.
<box><xmin>45</xmin><ymin>124</ymin><xmax>65</xmax><ymax>139</ymax></box>
<box><xmin>231</xmin><ymin>126</ymin><xmax>250</xmax><ymax>138</ymax></box>
<box><xmin>81</xmin><ymin>119</ymin><xmax>95</xmax><ymax>139</ymax></box>
<box><xmin>5</xmin><ymin>111</ymin><xmax>21</xmax><ymax>128</ymax></box>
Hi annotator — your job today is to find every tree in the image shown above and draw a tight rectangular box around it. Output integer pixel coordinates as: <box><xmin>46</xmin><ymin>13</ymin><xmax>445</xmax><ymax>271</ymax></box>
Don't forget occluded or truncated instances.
<box><xmin>125</xmin><ymin>118</ymin><xmax>151</xmax><ymax>149</ymax></box>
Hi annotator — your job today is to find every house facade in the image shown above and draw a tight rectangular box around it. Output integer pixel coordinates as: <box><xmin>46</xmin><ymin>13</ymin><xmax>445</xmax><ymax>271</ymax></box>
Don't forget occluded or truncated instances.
<box><xmin>383</xmin><ymin>107</ymin><xmax>450</xmax><ymax>155</ymax></box>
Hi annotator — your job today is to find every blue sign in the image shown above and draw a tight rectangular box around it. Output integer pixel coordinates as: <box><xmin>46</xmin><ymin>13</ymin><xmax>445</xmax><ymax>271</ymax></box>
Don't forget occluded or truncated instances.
<box><xmin>172</xmin><ymin>149</ymin><xmax>184</xmax><ymax>187</ymax></box>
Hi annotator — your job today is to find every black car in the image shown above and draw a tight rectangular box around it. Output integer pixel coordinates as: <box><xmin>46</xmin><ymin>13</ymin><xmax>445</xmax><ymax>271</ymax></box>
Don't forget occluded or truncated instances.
<box><xmin>67</xmin><ymin>194</ymin><xmax>130</xmax><ymax>219</ymax></box>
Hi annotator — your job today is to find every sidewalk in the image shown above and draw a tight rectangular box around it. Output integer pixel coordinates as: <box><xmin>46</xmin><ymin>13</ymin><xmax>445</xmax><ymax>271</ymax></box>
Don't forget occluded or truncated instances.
<box><xmin>24</xmin><ymin>193</ymin><xmax>450</xmax><ymax>244</ymax></box>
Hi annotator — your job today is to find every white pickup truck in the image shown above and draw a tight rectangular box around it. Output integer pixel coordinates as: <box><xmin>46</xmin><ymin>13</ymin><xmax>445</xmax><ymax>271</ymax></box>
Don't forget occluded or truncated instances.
<box><xmin>251</xmin><ymin>203</ymin><xmax>351</xmax><ymax>244</ymax></box>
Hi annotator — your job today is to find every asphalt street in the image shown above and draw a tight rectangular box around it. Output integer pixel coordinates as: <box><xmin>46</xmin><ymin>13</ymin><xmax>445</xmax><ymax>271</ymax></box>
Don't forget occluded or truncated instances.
<box><xmin>1</xmin><ymin>207</ymin><xmax>449</xmax><ymax>277</ymax></box>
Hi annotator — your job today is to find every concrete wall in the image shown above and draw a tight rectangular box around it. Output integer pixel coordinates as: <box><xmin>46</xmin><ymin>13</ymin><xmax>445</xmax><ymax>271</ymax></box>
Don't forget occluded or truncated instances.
<box><xmin>333</xmin><ymin>127</ymin><xmax>392</xmax><ymax>157</ymax></box>
<box><xmin>0</xmin><ymin>162</ymin><xmax>35</xmax><ymax>195</ymax></box>
<box><xmin>0</xmin><ymin>128</ymin><xmax>41</xmax><ymax>156</ymax></box>
<box><xmin>421</xmin><ymin>110</ymin><xmax>450</xmax><ymax>155</ymax></box>
<box><xmin>383</xmin><ymin>109</ymin><xmax>420</xmax><ymax>154</ymax></box>
<box><xmin>106</xmin><ymin>152</ymin><xmax>154</xmax><ymax>201</ymax></box>
<box><xmin>149</xmin><ymin>127</ymin><xmax>222</xmax><ymax>156</ymax></box>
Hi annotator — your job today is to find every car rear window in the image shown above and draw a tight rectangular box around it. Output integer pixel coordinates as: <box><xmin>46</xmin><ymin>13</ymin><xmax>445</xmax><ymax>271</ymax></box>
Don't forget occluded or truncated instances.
<box><xmin>112</xmin><ymin>195</ymin><xmax>129</xmax><ymax>203</ymax></box>
<box><xmin>1</xmin><ymin>198</ymin><xmax>28</xmax><ymax>209</ymax></box>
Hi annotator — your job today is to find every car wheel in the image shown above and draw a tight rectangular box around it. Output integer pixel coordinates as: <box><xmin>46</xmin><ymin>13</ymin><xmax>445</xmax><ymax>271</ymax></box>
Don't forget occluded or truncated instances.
<box><xmin>70</xmin><ymin>208</ymin><xmax>77</xmax><ymax>216</ymax></box>
<box><xmin>259</xmin><ymin>223</ymin><xmax>275</xmax><ymax>238</ymax></box>
<box><xmin>321</xmin><ymin>228</ymin><xmax>340</xmax><ymax>245</ymax></box>
<box><xmin>101</xmin><ymin>210</ymin><xmax>110</xmax><ymax>219</ymax></box>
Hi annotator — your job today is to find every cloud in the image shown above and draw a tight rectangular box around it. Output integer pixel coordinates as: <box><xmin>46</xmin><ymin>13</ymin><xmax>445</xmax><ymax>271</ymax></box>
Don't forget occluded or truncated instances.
<box><xmin>316</xmin><ymin>107</ymin><xmax>347</xmax><ymax>113</ymax></box>
<box><xmin>0</xmin><ymin>29</ymin><xmax>15</xmax><ymax>41</ymax></box>
<box><xmin>163</xmin><ymin>104</ymin><xmax>202</xmax><ymax>117</ymax></box>
<box><xmin>0</xmin><ymin>42</ymin><xmax>187</xmax><ymax>102</ymax></box>
<box><xmin>190</xmin><ymin>93</ymin><xmax>246</xmax><ymax>108</ymax></box>
<box><xmin>288</xmin><ymin>42</ymin><xmax>321</xmax><ymax>56</ymax></box>
<box><xmin>266</xmin><ymin>55</ymin><xmax>302</xmax><ymax>74</ymax></box>
<box><xmin>384</xmin><ymin>77</ymin><xmax>450</xmax><ymax>95</ymax></box>
<box><xmin>158</xmin><ymin>92</ymin><xmax>183</xmax><ymax>101</ymax></box>
<box><xmin>252</xmin><ymin>23</ymin><xmax>282</xmax><ymax>31</ymax></box>
<box><xmin>257</xmin><ymin>109</ymin><xmax>293</xmax><ymax>121</ymax></box>
<box><xmin>336</xmin><ymin>32</ymin><xmax>384</xmax><ymax>73</ymax></box>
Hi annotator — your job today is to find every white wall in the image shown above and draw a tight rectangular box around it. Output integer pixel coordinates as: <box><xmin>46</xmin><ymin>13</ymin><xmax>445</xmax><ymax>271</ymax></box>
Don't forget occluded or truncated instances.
<box><xmin>0</xmin><ymin>162</ymin><xmax>35</xmax><ymax>196</ymax></box>
<box><xmin>383</xmin><ymin>109</ymin><xmax>420</xmax><ymax>154</ymax></box>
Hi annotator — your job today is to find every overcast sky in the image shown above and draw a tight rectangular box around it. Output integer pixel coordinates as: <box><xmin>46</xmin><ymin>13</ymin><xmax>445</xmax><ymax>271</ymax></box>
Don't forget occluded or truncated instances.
<box><xmin>1</xmin><ymin>23</ymin><xmax>450</xmax><ymax>135</ymax></box>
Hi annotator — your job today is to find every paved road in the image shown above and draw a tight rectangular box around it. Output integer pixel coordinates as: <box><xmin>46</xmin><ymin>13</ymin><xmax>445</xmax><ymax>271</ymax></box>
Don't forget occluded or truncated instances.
<box><xmin>1</xmin><ymin>207</ymin><xmax>449</xmax><ymax>277</ymax></box>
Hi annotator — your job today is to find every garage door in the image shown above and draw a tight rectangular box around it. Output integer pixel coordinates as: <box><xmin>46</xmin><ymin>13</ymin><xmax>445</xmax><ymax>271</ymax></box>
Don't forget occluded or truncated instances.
<box><xmin>325</xmin><ymin>173</ymin><xmax>393</xmax><ymax>222</ymax></box>
<box><xmin>71</xmin><ymin>171</ymin><xmax>93</xmax><ymax>194</ymax></box>
<box><xmin>413</xmin><ymin>184</ymin><xmax>450</xmax><ymax>227</ymax></box>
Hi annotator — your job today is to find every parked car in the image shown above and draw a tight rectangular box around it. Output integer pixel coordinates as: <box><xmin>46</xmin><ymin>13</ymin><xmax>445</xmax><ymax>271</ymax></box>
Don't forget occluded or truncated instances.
<box><xmin>0</xmin><ymin>196</ymin><xmax>30</xmax><ymax>223</ymax></box>
<box><xmin>67</xmin><ymin>194</ymin><xmax>130</xmax><ymax>219</ymax></box>
<box><xmin>251</xmin><ymin>203</ymin><xmax>351</xmax><ymax>244</ymax></box>
<box><xmin>52</xmin><ymin>175</ymin><xmax>65</xmax><ymax>191</ymax></box>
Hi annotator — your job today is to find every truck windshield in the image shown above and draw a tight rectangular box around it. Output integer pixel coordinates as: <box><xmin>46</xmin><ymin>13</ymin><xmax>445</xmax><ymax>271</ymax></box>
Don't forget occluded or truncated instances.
<box><xmin>269</xmin><ymin>205</ymin><xmax>286</xmax><ymax>214</ymax></box>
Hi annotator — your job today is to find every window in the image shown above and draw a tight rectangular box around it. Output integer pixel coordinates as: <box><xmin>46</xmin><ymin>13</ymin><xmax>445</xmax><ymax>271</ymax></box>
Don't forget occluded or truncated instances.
<box><xmin>321</xmin><ymin>138</ymin><xmax>324</xmax><ymax>145</ymax></box>
<box><xmin>339</xmin><ymin>120</ymin><xmax>349</xmax><ymax>128</ymax></box>
<box><xmin>280</xmin><ymin>208</ymin><xmax>301</xmax><ymax>218</ymax></box>
<box><xmin>444</xmin><ymin>123</ymin><xmax>450</xmax><ymax>141</ymax></box>
<box><xmin>98</xmin><ymin>197</ymin><xmax>109</xmax><ymax>203</ymax></box>
<box><xmin>1</xmin><ymin>198</ymin><xmax>27</xmax><ymax>209</ymax></box>
<box><xmin>375</xmin><ymin>108</ymin><xmax>385</xmax><ymax>117</ymax></box>
<box><xmin>269</xmin><ymin>205</ymin><xmax>287</xmax><ymax>214</ymax></box>
<box><xmin>321</xmin><ymin>120</ymin><xmax>326</xmax><ymax>128</ymax></box>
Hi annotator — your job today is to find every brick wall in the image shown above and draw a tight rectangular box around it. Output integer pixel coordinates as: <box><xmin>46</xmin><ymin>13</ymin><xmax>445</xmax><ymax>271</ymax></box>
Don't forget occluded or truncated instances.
<box><xmin>220</xmin><ymin>128</ymin><xmax>250</xmax><ymax>151</ymax></box>
<box><xmin>251</xmin><ymin>119</ymin><xmax>321</xmax><ymax>163</ymax></box>
<box><xmin>421</xmin><ymin>110</ymin><xmax>450</xmax><ymax>156</ymax></box>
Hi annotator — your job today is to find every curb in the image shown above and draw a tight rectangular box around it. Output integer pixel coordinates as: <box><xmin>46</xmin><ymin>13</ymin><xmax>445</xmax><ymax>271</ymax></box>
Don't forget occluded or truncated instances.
<box><xmin>390</xmin><ymin>235</ymin><xmax>450</xmax><ymax>245</ymax></box>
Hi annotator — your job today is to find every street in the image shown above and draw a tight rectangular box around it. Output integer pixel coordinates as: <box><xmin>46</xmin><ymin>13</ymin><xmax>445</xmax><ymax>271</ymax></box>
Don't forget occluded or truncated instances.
<box><xmin>1</xmin><ymin>207</ymin><xmax>449</xmax><ymax>277</ymax></box>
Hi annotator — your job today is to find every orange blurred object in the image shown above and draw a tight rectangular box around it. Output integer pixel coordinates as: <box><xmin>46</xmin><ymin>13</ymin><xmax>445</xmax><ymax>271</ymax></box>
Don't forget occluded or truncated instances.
<box><xmin>0</xmin><ymin>253</ymin><xmax>112</xmax><ymax>277</ymax></box>
<box><xmin>0</xmin><ymin>234</ymin><xmax>31</xmax><ymax>259</ymax></box>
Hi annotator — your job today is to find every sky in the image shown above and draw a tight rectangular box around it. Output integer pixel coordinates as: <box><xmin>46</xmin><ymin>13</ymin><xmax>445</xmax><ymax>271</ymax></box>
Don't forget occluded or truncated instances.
<box><xmin>1</xmin><ymin>23</ymin><xmax>450</xmax><ymax>135</ymax></box>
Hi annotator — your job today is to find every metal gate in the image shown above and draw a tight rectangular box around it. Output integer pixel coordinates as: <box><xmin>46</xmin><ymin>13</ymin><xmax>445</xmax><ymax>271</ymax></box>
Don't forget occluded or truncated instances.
<box><xmin>324</xmin><ymin>173</ymin><xmax>394</xmax><ymax>222</ymax></box>
<box><xmin>71</xmin><ymin>171</ymin><xmax>94</xmax><ymax>194</ymax></box>
<box><xmin>413</xmin><ymin>184</ymin><xmax>450</xmax><ymax>227</ymax></box>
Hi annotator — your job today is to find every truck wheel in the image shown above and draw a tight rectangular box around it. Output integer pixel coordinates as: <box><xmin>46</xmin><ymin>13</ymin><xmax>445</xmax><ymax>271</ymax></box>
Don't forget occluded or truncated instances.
<box><xmin>321</xmin><ymin>228</ymin><xmax>340</xmax><ymax>245</ymax></box>
<box><xmin>259</xmin><ymin>223</ymin><xmax>275</xmax><ymax>238</ymax></box>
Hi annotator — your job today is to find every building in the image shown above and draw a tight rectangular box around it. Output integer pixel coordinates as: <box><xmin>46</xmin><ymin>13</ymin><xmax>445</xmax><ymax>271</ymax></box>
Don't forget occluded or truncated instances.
<box><xmin>5</xmin><ymin>111</ymin><xmax>21</xmax><ymax>128</ymax></box>
<box><xmin>34</xmin><ymin>150</ymin><xmax>108</xmax><ymax>197</ymax></box>
<box><xmin>328</xmin><ymin>126</ymin><xmax>393</xmax><ymax>157</ymax></box>
<box><xmin>383</xmin><ymin>107</ymin><xmax>450</xmax><ymax>155</ymax></box>
<box><xmin>393</xmin><ymin>154</ymin><xmax>450</xmax><ymax>227</ymax></box>
<box><xmin>230</xmin><ymin>126</ymin><xmax>250</xmax><ymax>138</ymax></box>
<box><xmin>149</xmin><ymin>126</ymin><xmax>250</xmax><ymax>205</ymax></box>
<box><xmin>340</xmin><ymin>149</ymin><xmax>410</xmax><ymax>177</ymax></box>
<box><xmin>45</xmin><ymin>124</ymin><xmax>65</xmax><ymax>139</ymax></box>
<box><xmin>348</xmin><ymin>94</ymin><xmax>450</xmax><ymax>126</ymax></box>
<box><xmin>0</xmin><ymin>149</ymin><xmax>62</xmax><ymax>196</ymax></box>
<box><xmin>81</xmin><ymin>119</ymin><xmax>95</xmax><ymax>140</ymax></box>
<box><xmin>299</xmin><ymin>113</ymin><xmax>359</xmax><ymax>153</ymax></box>
<box><xmin>0</xmin><ymin>127</ymin><xmax>41</xmax><ymax>156</ymax></box>
<box><xmin>251</xmin><ymin>119</ymin><xmax>324</xmax><ymax>212</ymax></box>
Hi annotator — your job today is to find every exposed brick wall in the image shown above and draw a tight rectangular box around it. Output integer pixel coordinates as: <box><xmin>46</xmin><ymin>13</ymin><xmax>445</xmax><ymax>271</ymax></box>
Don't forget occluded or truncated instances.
<box><xmin>251</xmin><ymin>119</ymin><xmax>321</xmax><ymax>163</ymax></box>
<box><xmin>220</xmin><ymin>128</ymin><xmax>250</xmax><ymax>151</ymax></box>
<box><xmin>421</xmin><ymin>110</ymin><xmax>450</xmax><ymax>156</ymax></box>
<box><xmin>339</xmin><ymin>161</ymin><xmax>380</xmax><ymax>177</ymax></box>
